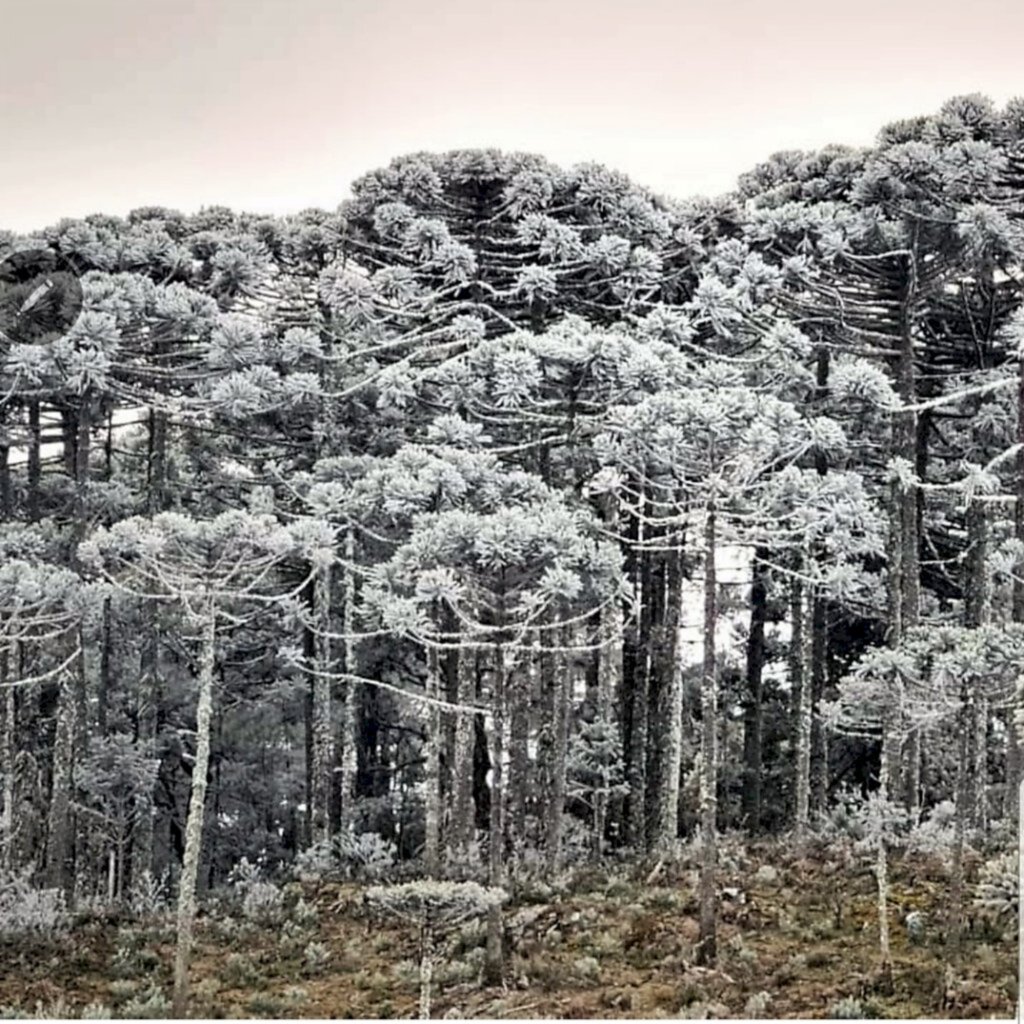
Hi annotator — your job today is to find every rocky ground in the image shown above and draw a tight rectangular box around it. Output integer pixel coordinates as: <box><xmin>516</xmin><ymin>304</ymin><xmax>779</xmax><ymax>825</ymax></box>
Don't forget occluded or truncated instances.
<box><xmin>0</xmin><ymin>843</ymin><xmax>1016</xmax><ymax>1019</ymax></box>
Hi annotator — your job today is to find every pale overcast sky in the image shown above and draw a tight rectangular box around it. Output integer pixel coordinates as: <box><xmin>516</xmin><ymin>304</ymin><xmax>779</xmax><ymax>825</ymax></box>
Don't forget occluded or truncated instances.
<box><xmin>0</xmin><ymin>0</ymin><xmax>1021</xmax><ymax>232</ymax></box>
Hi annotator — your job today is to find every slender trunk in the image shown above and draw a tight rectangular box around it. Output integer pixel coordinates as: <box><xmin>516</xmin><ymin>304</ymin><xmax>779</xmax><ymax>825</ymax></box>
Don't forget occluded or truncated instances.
<box><xmin>310</xmin><ymin>564</ymin><xmax>334</xmax><ymax>845</ymax></box>
<box><xmin>45</xmin><ymin>674</ymin><xmax>77</xmax><ymax>895</ymax></box>
<box><xmin>1005</xmin><ymin>707</ymin><xmax>1019</xmax><ymax>824</ymax></box>
<box><xmin>810</xmin><ymin>594</ymin><xmax>828</xmax><ymax>817</ymax></box>
<box><xmin>874</xmin><ymin>801</ymin><xmax>892</xmax><ymax>982</ymax></box>
<box><xmin>97</xmin><ymin>597</ymin><xmax>112</xmax><ymax>737</ymax></box>
<box><xmin>1012</xmin><ymin>352</ymin><xmax>1024</xmax><ymax>830</ymax></box>
<box><xmin>172</xmin><ymin>600</ymin><xmax>217</xmax><ymax>1017</ymax></box>
<box><xmin>594</xmin><ymin>595</ymin><xmax>622</xmax><ymax>857</ymax></box>
<box><xmin>74</xmin><ymin>395</ymin><xmax>92</xmax><ymax>543</ymax></box>
<box><xmin>624</xmin><ymin>512</ymin><xmax>647</xmax><ymax>850</ymax></box>
<box><xmin>419</xmin><ymin>924</ymin><xmax>434</xmax><ymax>1020</ymax></box>
<box><xmin>904</xmin><ymin>728</ymin><xmax>921</xmax><ymax>823</ymax></box>
<box><xmin>642</xmin><ymin>532</ymin><xmax>668</xmax><ymax>854</ymax></box>
<box><xmin>136</xmin><ymin>620</ymin><xmax>160</xmax><ymax>876</ymax></box>
<box><xmin>1</xmin><ymin>654</ymin><xmax>14</xmax><ymax>871</ymax></box>
<box><xmin>147</xmin><ymin>410</ymin><xmax>168</xmax><ymax>514</ymax></box>
<box><xmin>0</xmin><ymin>442</ymin><xmax>10</xmax><ymax>519</ymax></box>
<box><xmin>449</xmin><ymin>646</ymin><xmax>477</xmax><ymax>870</ymax></box>
<box><xmin>27</xmin><ymin>401</ymin><xmax>41</xmax><ymax>521</ymax></box>
<box><xmin>509</xmin><ymin>659</ymin><xmax>530</xmax><ymax>871</ymax></box>
<box><xmin>869</xmin><ymin>258</ymin><xmax>919</xmax><ymax>984</ymax></box>
<box><xmin>876</xmin><ymin>709</ymin><xmax>894</xmax><ymax>987</ymax></box>
<box><xmin>950</xmin><ymin>689</ymin><xmax>971</xmax><ymax>949</ymax></box>
<box><xmin>651</xmin><ymin>546</ymin><xmax>684</xmax><ymax>854</ymax></box>
<box><xmin>423</xmin><ymin>647</ymin><xmax>441</xmax><ymax>878</ymax></box>
<box><xmin>794</xmin><ymin>575</ymin><xmax>813</xmax><ymax>847</ymax></box>
<box><xmin>741</xmin><ymin>551</ymin><xmax>767</xmax><ymax>832</ymax></box>
<box><xmin>697</xmin><ymin>507</ymin><xmax>718</xmax><ymax>966</ymax></box>
<box><xmin>545</xmin><ymin>624</ymin><xmax>571</xmax><ymax>870</ymax></box>
<box><xmin>485</xmin><ymin>643</ymin><xmax>509</xmax><ymax>984</ymax></box>
<box><xmin>885</xmin><ymin>251</ymin><xmax>921</xmax><ymax>816</ymax></box>
<box><xmin>964</xmin><ymin>499</ymin><xmax>990</xmax><ymax>832</ymax></box>
<box><xmin>338</xmin><ymin>530</ymin><xmax>359</xmax><ymax>832</ymax></box>
<box><xmin>1014</xmin><ymin>349</ymin><xmax>1024</xmax><ymax>622</ymax></box>
<box><xmin>971</xmin><ymin>698</ymin><xmax>988</xmax><ymax>832</ymax></box>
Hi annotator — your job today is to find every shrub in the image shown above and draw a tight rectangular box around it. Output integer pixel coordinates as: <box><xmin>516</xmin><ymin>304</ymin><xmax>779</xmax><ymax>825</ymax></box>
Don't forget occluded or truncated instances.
<box><xmin>108</xmin><ymin>980</ymin><xmax>139</xmax><ymax>1005</ymax></box>
<box><xmin>904</xmin><ymin>800</ymin><xmax>958</xmax><ymax>861</ymax></box>
<box><xmin>80</xmin><ymin>1003</ymin><xmax>114</xmax><ymax>1019</ymax></box>
<box><xmin>242</xmin><ymin>881</ymin><xmax>284</xmax><ymax>922</ymax></box>
<box><xmin>127</xmin><ymin>870</ymin><xmax>168</xmax><ymax>917</ymax></box>
<box><xmin>220</xmin><ymin>952</ymin><xmax>263</xmax><ymax>988</ymax></box>
<box><xmin>974</xmin><ymin>850</ymin><xmax>1018</xmax><ymax>928</ymax></box>
<box><xmin>294</xmin><ymin>830</ymin><xmax>396</xmax><ymax>882</ymax></box>
<box><xmin>228</xmin><ymin>857</ymin><xmax>284</xmax><ymax>923</ymax></box>
<box><xmin>303</xmin><ymin>941</ymin><xmax>331</xmax><ymax>976</ymax></box>
<box><xmin>828</xmin><ymin>996</ymin><xmax>879</xmax><ymax>1018</ymax></box>
<box><xmin>291</xmin><ymin>897</ymin><xmax>319</xmax><ymax>929</ymax></box>
<box><xmin>0</xmin><ymin>870</ymin><xmax>66</xmax><ymax>939</ymax></box>
<box><xmin>744</xmin><ymin>992</ymin><xmax>771</xmax><ymax>1017</ymax></box>
<box><xmin>117</xmin><ymin>987</ymin><xmax>171</xmax><ymax>1019</ymax></box>
<box><xmin>572</xmin><ymin>956</ymin><xmax>600</xmax><ymax>982</ymax></box>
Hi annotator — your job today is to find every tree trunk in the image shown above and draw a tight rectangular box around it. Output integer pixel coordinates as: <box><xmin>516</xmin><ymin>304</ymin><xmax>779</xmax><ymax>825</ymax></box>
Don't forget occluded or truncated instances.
<box><xmin>793</xmin><ymin>575</ymin><xmax>813</xmax><ymax>847</ymax></box>
<box><xmin>45</xmin><ymin>674</ymin><xmax>77</xmax><ymax>896</ymax></box>
<box><xmin>544</xmin><ymin>624</ymin><xmax>571</xmax><ymax>870</ymax></box>
<box><xmin>147</xmin><ymin>410</ymin><xmax>168</xmax><ymax>514</ymax></box>
<box><xmin>1015</xmin><ymin>348</ymin><xmax>1024</xmax><ymax>622</ymax></box>
<box><xmin>485</xmin><ymin>643</ymin><xmax>510</xmax><ymax>984</ymax></box>
<box><xmin>624</xmin><ymin>513</ymin><xmax>647</xmax><ymax>851</ymax></box>
<box><xmin>136</xmin><ymin>618</ymin><xmax>161</xmax><ymax>877</ymax></box>
<box><xmin>338</xmin><ymin>530</ymin><xmax>359</xmax><ymax>832</ymax></box>
<box><xmin>1</xmin><ymin>655</ymin><xmax>14</xmax><ymax>871</ymax></box>
<box><xmin>74</xmin><ymin>395</ymin><xmax>92</xmax><ymax>543</ymax></box>
<box><xmin>697</xmin><ymin>507</ymin><xmax>718</xmax><ymax>966</ymax></box>
<box><xmin>949</xmin><ymin>688</ymin><xmax>971</xmax><ymax>949</ymax></box>
<box><xmin>0</xmin><ymin>442</ymin><xmax>10</xmax><ymax>520</ymax></box>
<box><xmin>741</xmin><ymin>551</ymin><xmax>767</xmax><ymax>832</ymax></box>
<box><xmin>27</xmin><ymin>401</ymin><xmax>41</xmax><ymax>522</ymax></box>
<box><xmin>172</xmin><ymin>600</ymin><xmax>217</xmax><ymax>1017</ymax></box>
<box><xmin>509</xmin><ymin>658</ymin><xmax>530</xmax><ymax>871</ymax></box>
<box><xmin>423</xmin><ymin>647</ymin><xmax>441</xmax><ymax>878</ymax></box>
<box><xmin>449</xmin><ymin>646</ymin><xmax>477</xmax><ymax>870</ymax></box>
<box><xmin>594</xmin><ymin>594</ymin><xmax>623</xmax><ymax>857</ymax></box>
<box><xmin>96</xmin><ymin>597</ymin><xmax>112</xmax><ymax>737</ymax></box>
<box><xmin>650</xmin><ymin>546</ymin><xmax>684</xmax><ymax>854</ymax></box>
<box><xmin>810</xmin><ymin>594</ymin><xmax>828</xmax><ymax>817</ymax></box>
<box><xmin>971</xmin><ymin>697</ymin><xmax>988</xmax><ymax>832</ymax></box>
<box><xmin>964</xmin><ymin>498</ymin><xmax>990</xmax><ymax>832</ymax></box>
<box><xmin>419</xmin><ymin>923</ymin><xmax>434</xmax><ymax>1020</ymax></box>
<box><xmin>310</xmin><ymin>564</ymin><xmax>334</xmax><ymax>845</ymax></box>
<box><xmin>1005</xmin><ymin>707</ymin><xmax>1019</xmax><ymax>824</ymax></box>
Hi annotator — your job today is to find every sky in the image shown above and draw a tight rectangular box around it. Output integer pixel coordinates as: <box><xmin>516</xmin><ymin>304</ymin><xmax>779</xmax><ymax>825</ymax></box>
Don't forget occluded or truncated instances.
<box><xmin>0</xmin><ymin>0</ymin><xmax>1021</xmax><ymax>232</ymax></box>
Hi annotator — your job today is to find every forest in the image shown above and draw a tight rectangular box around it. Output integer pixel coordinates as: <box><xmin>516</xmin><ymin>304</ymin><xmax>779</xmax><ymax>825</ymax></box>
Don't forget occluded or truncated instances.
<box><xmin>0</xmin><ymin>92</ymin><xmax>1021</xmax><ymax>1019</ymax></box>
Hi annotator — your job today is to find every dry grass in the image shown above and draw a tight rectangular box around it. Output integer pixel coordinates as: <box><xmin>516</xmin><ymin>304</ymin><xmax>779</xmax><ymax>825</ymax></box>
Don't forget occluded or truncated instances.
<box><xmin>0</xmin><ymin>851</ymin><xmax>1015</xmax><ymax>1019</ymax></box>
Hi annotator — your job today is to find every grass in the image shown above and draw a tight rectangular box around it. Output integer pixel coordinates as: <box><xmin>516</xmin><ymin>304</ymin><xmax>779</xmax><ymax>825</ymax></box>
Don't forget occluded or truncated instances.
<box><xmin>0</xmin><ymin>850</ymin><xmax>1015</xmax><ymax>1018</ymax></box>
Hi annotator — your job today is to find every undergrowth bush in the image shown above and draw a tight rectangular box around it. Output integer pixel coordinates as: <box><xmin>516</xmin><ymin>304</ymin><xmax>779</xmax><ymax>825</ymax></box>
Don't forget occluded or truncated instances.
<box><xmin>294</xmin><ymin>829</ymin><xmax>396</xmax><ymax>882</ymax></box>
<box><xmin>0</xmin><ymin>870</ymin><xmax>66</xmax><ymax>939</ymax></box>
<box><xmin>974</xmin><ymin>850</ymin><xmax>1018</xmax><ymax>929</ymax></box>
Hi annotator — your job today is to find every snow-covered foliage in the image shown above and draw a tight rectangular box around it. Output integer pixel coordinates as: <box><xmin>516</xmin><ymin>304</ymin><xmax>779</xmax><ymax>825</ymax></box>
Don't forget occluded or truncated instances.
<box><xmin>1</xmin><ymin>92</ymin><xmax>1022</xmax><ymax>1016</ymax></box>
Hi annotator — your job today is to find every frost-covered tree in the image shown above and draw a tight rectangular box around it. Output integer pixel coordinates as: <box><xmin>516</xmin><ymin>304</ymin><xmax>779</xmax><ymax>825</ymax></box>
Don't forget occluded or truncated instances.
<box><xmin>364</xmin><ymin>880</ymin><xmax>506</xmax><ymax>1018</ymax></box>
<box><xmin>80</xmin><ymin>510</ymin><xmax>333</xmax><ymax>1015</ymax></box>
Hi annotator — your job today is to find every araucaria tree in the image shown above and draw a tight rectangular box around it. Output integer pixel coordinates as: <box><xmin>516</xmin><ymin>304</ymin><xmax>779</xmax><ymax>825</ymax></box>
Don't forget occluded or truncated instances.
<box><xmin>0</xmin><ymin>90</ymin><xmax>1021</xmax><ymax>1019</ymax></box>
<box><xmin>80</xmin><ymin>511</ymin><xmax>332</xmax><ymax>1014</ymax></box>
